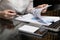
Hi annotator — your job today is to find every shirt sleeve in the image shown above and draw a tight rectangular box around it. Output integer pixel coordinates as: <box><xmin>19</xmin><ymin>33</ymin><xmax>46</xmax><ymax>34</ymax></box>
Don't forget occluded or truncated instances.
<box><xmin>0</xmin><ymin>0</ymin><xmax>15</xmax><ymax>11</ymax></box>
<box><xmin>26</xmin><ymin>0</ymin><xmax>35</xmax><ymax>13</ymax></box>
<box><xmin>0</xmin><ymin>0</ymin><xmax>1</xmax><ymax>2</ymax></box>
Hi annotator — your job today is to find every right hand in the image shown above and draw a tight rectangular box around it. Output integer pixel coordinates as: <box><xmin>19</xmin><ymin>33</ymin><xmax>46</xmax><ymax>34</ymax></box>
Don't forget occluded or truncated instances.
<box><xmin>0</xmin><ymin>10</ymin><xmax>16</xmax><ymax>20</ymax></box>
<box><xmin>37</xmin><ymin>4</ymin><xmax>48</xmax><ymax>13</ymax></box>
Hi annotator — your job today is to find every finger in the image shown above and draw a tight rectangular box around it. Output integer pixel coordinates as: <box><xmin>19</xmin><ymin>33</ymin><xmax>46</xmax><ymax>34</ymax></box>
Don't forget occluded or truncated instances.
<box><xmin>7</xmin><ymin>10</ymin><xmax>16</xmax><ymax>16</ymax></box>
<box><xmin>4</xmin><ymin>11</ymin><xmax>16</xmax><ymax>16</ymax></box>
<box><xmin>5</xmin><ymin>10</ymin><xmax>16</xmax><ymax>12</ymax></box>
<box><xmin>42</xmin><ymin>4</ymin><xmax>48</xmax><ymax>7</ymax></box>
<box><xmin>4</xmin><ymin>10</ymin><xmax>16</xmax><ymax>14</ymax></box>
<box><xmin>8</xmin><ymin>13</ymin><xmax>16</xmax><ymax>16</ymax></box>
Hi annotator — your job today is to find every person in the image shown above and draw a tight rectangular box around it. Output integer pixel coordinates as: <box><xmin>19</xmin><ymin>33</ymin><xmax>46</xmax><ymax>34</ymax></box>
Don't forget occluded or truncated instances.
<box><xmin>0</xmin><ymin>0</ymin><xmax>48</xmax><ymax>20</ymax></box>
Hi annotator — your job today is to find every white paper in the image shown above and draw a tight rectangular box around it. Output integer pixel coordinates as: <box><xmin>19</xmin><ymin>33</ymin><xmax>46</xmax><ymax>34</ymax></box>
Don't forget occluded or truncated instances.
<box><xmin>39</xmin><ymin>16</ymin><xmax>60</xmax><ymax>24</ymax></box>
<box><xmin>15</xmin><ymin>14</ymin><xmax>60</xmax><ymax>26</ymax></box>
<box><xmin>18</xmin><ymin>25</ymin><xmax>39</xmax><ymax>33</ymax></box>
<box><xmin>32</xmin><ymin>5</ymin><xmax>52</xmax><ymax>19</ymax></box>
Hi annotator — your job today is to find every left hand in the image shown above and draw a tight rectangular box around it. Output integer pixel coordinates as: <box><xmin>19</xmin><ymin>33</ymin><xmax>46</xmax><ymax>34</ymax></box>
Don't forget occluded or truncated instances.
<box><xmin>37</xmin><ymin>4</ymin><xmax>48</xmax><ymax>13</ymax></box>
<box><xmin>2</xmin><ymin>10</ymin><xmax>16</xmax><ymax>20</ymax></box>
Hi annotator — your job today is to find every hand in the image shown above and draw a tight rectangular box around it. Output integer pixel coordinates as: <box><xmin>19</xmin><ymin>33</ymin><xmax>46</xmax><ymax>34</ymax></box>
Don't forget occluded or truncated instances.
<box><xmin>1</xmin><ymin>10</ymin><xmax>16</xmax><ymax>19</ymax></box>
<box><xmin>37</xmin><ymin>4</ymin><xmax>48</xmax><ymax>13</ymax></box>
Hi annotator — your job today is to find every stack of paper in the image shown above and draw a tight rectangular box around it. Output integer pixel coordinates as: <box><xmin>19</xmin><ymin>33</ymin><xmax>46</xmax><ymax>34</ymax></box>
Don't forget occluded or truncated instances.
<box><xmin>18</xmin><ymin>25</ymin><xmax>39</xmax><ymax>33</ymax></box>
<box><xmin>15</xmin><ymin>14</ymin><xmax>60</xmax><ymax>26</ymax></box>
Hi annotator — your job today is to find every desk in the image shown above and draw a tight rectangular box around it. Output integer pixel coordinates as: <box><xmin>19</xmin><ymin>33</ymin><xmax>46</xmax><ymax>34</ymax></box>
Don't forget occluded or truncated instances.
<box><xmin>0</xmin><ymin>19</ymin><xmax>22</xmax><ymax>40</ymax></box>
<box><xmin>0</xmin><ymin>18</ymin><xmax>60</xmax><ymax>40</ymax></box>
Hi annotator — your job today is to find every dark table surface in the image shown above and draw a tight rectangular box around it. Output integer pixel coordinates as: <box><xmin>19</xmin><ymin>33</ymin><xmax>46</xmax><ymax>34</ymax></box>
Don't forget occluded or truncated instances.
<box><xmin>0</xmin><ymin>18</ymin><xmax>60</xmax><ymax>40</ymax></box>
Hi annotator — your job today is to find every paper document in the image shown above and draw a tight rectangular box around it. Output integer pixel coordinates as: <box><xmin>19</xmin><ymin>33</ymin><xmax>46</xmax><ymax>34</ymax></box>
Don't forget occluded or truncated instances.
<box><xmin>15</xmin><ymin>14</ymin><xmax>60</xmax><ymax>26</ymax></box>
<box><xmin>32</xmin><ymin>5</ymin><xmax>52</xmax><ymax>18</ymax></box>
<box><xmin>39</xmin><ymin>16</ymin><xmax>60</xmax><ymax>24</ymax></box>
<box><xmin>18</xmin><ymin>25</ymin><xmax>39</xmax><ymax>33</ymax></box>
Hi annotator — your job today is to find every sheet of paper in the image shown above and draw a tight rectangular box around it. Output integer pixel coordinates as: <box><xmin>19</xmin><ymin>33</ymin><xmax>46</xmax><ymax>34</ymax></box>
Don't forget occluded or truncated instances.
<box><xmin>39</xmin><ymin>16</ymin><xmax>60</xmax><ymax>24</ymax></box>
<box><xmin>15</xmin><ymin>14</ymin><xmax>60</xmax><ymax>26</ymax></box>
<box><xmin>15</xmin><ymin>14</ymin><xmax>50</xmax><ymax>26</ymax></box>
<box><xmin>18</xmin><ymin>25</ymin><xmax>39</xmax><ymax>33</ymax></box>
<box><xmin>32</xmin><ymin>5</ymin><xmax>52</xmax><ymax>18</ymax></box>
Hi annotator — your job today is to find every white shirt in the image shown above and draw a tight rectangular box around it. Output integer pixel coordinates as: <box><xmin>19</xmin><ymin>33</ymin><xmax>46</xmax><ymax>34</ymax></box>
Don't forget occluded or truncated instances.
<box><xmin>0</xmin><ymin>0</ymin><xmax>34</xmax><ymax>14</ymax></box>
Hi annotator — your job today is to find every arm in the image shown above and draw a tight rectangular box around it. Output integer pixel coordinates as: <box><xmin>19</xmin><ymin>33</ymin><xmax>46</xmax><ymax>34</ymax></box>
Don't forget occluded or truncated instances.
<box><xmin>26</xmin><ymin>0</ymin><xmax>35</xmax><ymax>13</ymax></box>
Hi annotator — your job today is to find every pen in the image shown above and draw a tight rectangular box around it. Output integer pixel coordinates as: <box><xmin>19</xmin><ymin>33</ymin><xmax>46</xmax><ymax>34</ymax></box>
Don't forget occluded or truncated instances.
<box><xmin>41</xmin><ymin>5</ymin><xmax>52</xmax><ymax>9</ymax></box>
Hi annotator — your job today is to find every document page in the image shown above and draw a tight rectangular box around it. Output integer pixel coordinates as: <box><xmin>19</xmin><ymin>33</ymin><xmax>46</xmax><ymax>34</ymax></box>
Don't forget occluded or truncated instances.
<box><xmin>18</xmin><ymin>25</ymin><xmax>39</xmax><ymax>33</ymax></box>
<box><xmin>15</xmin><ymin>14</ymin><xmax>60</xmax><ymax>26</ymax></box>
